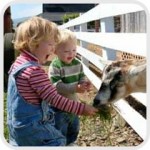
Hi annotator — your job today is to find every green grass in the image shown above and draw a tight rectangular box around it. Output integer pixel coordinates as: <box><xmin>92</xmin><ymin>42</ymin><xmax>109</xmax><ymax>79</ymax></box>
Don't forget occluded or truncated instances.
<box><xmin>4</xmin><ymin>92</ymin><xmax>9</xmax><ymax>141</ymax></box>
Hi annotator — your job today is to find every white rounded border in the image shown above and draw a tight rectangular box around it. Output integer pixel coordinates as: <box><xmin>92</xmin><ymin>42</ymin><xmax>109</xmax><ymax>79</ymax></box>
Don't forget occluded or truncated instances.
<box><xmin>0</xmin><ymin>0</ymin><xmax>149</xmax><ymax>150</ymax></box>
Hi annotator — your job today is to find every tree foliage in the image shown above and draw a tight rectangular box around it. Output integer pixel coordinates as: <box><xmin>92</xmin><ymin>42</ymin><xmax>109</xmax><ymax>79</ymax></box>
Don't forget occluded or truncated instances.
<box><xmin>62</xmin><ymin>13</ymin><xmax>79</xmax><ymax>23</ymax></box>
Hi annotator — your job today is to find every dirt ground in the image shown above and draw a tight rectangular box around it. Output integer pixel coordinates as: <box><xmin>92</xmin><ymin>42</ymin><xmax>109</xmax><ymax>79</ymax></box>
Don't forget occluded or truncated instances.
<box><xmin>76</xmin><ymin>86</ymin><xmax>143</xmax><ymax>146</ymax></box>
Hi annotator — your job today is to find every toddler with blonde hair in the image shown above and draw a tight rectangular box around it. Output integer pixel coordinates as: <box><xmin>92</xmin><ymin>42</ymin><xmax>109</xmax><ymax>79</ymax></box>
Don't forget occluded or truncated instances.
<box><xmin>49</xmin><ymin>29</ymin><xmax>92</xmax><ymax>146</ymax></box>
<box><xmin>7</xmin><ymin>17</ymin><xmax>98</xmax><ymax>146</ymax></box>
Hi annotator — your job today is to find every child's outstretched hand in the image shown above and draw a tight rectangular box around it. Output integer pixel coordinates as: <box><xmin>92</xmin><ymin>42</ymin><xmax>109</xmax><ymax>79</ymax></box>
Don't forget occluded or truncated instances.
<box><xmin>82</xmin><ymin>80</ymin><xmax>91</xmax><ymax>92</ymax></box>
<box><xmin>76</xmin><ymin>80</ymin><xmax>92</xmax><ymax>93</ymax></box>
<box><xmin>82</xmin><ymin>104</ymin><xmax>98</xmax><ymax>116</ymax></box>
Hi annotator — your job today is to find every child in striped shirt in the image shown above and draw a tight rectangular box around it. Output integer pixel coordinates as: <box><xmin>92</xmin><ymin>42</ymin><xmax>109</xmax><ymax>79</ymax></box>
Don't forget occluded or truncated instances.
<box><xmin>7</xmin><ymin>17</ymin><xmax>98</xmax><ymax>146</ymax></box>
<box><xmin>49</xmin><ymin>29</ymin><xmax>93</xmax><ymax>146</ymax></box>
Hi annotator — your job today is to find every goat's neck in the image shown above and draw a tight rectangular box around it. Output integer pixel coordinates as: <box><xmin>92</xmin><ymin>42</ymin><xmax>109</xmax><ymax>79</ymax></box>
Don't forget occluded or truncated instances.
<box><xmin>129</xmin><ymin>64</ymin><xmax>146</xmax><ymax>93</ymax></box>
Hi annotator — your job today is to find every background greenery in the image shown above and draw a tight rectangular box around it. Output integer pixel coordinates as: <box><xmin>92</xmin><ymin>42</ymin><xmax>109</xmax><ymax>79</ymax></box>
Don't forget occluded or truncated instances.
<box><xmin>4</xmin><ymin>92</ymin><xmax>9</xmax><ymax>141</ymax></box>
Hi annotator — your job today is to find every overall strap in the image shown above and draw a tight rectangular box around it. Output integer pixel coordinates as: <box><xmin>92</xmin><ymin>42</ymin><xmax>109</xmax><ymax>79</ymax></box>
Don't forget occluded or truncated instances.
<box><xmin>10</xmin><ymin>61</ymin><xmax>40</xmax><ymax>77</ymax></box>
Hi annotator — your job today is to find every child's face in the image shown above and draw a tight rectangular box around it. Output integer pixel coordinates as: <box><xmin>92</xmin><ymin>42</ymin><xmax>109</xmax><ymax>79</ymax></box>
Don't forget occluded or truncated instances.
<box><xmin>56</xmin><ymin>41</ymin><xmax>77</xmax><ymax>64</ymax></box>
<box><xmin>32</xmin><ymin>39</ymin><xmax>55</xmax><ymax>64</ymax></box>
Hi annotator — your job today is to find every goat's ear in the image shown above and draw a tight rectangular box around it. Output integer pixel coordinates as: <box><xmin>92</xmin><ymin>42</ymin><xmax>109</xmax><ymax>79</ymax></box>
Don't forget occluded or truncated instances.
<box><xmin>129</xmin><ymin>64</ymin><xmax>146</xmax><ymax>76</ymax></box>
<box><xmin>99</xmin><ymin>59</ymin><xmax>112</xmax><ymax>70</ymax></box>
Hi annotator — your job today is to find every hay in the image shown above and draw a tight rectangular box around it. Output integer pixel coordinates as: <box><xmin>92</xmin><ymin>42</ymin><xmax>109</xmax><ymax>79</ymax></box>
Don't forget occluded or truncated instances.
<box><xmin>97</xmin><ymin>105</ymin><xmax>112</xmax><ymax>122</ymax></box>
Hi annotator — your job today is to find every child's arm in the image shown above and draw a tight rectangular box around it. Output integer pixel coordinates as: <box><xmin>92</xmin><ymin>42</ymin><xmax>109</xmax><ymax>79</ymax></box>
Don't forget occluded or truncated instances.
<box><xmin>29</xmin><ymin>68</ymin><xmax>98</xmax><ymax>116</ymax></box>
<box><xmin>50</xmin><ymin>80</ymin><xmax>78</xmax><ymax>94</ymax></box>
<box><xmin>76</xmin><ymin>80</ymin><xmax>92</xmax><ymax>93</ymax></box>
<box><xmin>77</xmin><ymin>64</ymin><xmax>92</xmax><ymax>93</ymax></box>
<box><xmin>49</xmin><ymin>64</ymin><xmax>78</xmax><ymax>94</ymax></box>
<box><xmin>49</xmin><ymin>61</ymin><xmax>91</xmax><ymax>94</ymax></box>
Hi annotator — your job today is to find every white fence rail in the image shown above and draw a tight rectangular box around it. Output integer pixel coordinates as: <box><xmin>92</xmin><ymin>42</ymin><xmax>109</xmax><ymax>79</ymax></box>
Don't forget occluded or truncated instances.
<box><xmin>59</xmin><ymin>3</ymin><xmax>146</xmax><ymax>140</ymax></box>
<box><xmin>75</xmin><ymin>32</ymin><xmax>146</xmax><ymax>56</ymax></box>
<box><xmin>60</xmin><ymin>4</ymin><xmax>144</xmax><ymax>29</ymax></box>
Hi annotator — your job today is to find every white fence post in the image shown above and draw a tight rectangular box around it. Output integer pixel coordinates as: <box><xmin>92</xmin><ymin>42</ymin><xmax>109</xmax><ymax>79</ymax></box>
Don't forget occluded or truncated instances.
<box><xmin>101</xmin><ymin>17</ymin><xmax>117</xmax><ymax>60</ymax></box>
<box><xmin>79</xmin><ymin>13</ymin><xmax>89</xmax><ymax>67</ymax></box>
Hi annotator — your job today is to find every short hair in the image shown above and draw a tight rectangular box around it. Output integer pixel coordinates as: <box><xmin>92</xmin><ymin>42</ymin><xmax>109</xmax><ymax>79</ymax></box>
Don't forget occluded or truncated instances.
<box><xmin>55</xmin><ymin>29</ymin><xmax>77</xmax><ymax>50</ymax></box>
<box><xmin>14</xmin><ymin>17</ymin><xmax>60</xmax><ymax>51</ymax></box>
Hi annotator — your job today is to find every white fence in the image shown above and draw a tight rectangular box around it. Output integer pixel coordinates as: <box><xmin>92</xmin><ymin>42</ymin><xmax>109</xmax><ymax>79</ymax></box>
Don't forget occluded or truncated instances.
<box><xmin>59</xmin><ymin>3</ymin><xmax>146</xmax><ymax>140</ymax></box>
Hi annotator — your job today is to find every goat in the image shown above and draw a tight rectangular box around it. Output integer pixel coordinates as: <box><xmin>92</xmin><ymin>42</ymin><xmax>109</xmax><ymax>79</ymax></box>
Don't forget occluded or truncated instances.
<box><xmin>93</xmin><ymin>59</ymin><xmax>146</xmax><ymax>107</ymax></box>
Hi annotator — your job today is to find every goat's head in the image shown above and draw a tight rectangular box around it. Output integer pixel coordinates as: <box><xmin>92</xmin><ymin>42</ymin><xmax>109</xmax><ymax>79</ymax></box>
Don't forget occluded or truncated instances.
<box><xmin>93</xmin><ymin>59</ymin><xmax>146</xmax><ymax>107</ymax></box>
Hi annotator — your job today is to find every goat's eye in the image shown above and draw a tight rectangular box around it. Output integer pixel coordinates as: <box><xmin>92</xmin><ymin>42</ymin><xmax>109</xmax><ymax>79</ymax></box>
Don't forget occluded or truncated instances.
<box><xmin>105</xmin><ymin>65</ymin><xmax>111</xmax><ymax>72</ymax></box>
<box><xmin>115</xmin><ymin>71</ymin><xmax>124</xmax><ymax>81</ymax></box>
<box><xmin>116</xmin><ymin>71</ymin><xmax>122</xmax><ymax>77</ymax></box>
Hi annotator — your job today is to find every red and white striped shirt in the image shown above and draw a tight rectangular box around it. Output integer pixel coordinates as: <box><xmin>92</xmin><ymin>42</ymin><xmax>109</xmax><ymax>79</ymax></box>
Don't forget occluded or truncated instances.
<box><xmin>9</xmin><ymin>50</ymin><xmax>85</xmax><ymax>115</ymax></box>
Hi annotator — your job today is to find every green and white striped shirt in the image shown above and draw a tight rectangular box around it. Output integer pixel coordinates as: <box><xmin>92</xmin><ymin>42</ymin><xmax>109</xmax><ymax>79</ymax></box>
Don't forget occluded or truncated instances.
<box><xmin>49</xmin><ymin>57</ymin><xmax>85</xmax><ymax>101</ymax></box>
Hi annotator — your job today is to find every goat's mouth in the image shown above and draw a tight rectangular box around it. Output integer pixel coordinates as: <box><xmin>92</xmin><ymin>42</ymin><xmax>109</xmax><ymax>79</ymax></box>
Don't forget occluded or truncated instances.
<box><xmin>98</xmin><ymin>104</ymin><xmax>110</xmax><ymax>109</ymax></box>
<box><xmin>93</xmin><ymin>104</ymin><xmax>107</xmax><ymax>109</ymax></box>
<box><xmin>93</xmin><ymin>99</ymin><xmax>110</xmax><ymax>108</ymax></box>
<box><xmin>93</xmin><ymin>93</ymin><xmax>111</xmax><ymax>107</ymax></box>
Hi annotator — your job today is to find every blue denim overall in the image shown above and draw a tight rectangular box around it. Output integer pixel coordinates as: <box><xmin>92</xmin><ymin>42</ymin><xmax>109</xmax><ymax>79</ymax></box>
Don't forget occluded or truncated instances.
<box><xmin>7</xmin><ymin>61</ymin><xmax>66</xmax><ymax>146</ymax></box>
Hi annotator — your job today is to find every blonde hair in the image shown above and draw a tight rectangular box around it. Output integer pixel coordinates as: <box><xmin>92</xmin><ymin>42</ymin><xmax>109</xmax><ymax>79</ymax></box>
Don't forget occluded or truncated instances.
<box><xmin>14</xmin><ymin>17</ymin><xmax>60</xmax><ymax>51</ymax></box>
<box><xmin>55</xmin><ymin>29</ymin><xmax>77</xmax><ymax>50</ymax></box>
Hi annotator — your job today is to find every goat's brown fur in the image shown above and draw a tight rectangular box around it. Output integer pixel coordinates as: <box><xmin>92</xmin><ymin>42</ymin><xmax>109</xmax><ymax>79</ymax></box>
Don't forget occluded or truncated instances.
<box><xmin>93</xmin><ymin>59</ymin><xmax>146</xmax><ymax>106</ymax></box>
